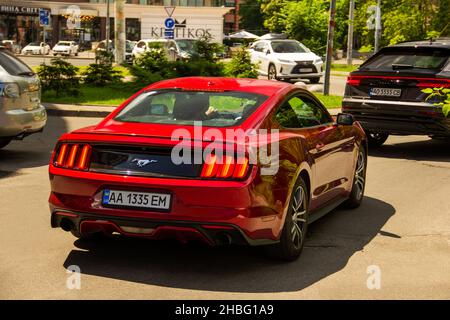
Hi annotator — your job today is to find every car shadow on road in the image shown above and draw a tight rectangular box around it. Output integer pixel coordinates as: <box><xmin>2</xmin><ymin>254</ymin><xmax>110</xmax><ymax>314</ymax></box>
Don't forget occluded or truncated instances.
<box><xmin>63</xmin><ymin>196</ymin><xmax>395</xmax><ymax>293</ymax></box>
<box><xmin>0</xmin><ymin>116</ymin><xmax>69</xmax><ymax>176</ymax></box>
<box><xmin>369</xmin><ymin>137</ymin><xmax>450</xmax><ymax>163</ymax></box>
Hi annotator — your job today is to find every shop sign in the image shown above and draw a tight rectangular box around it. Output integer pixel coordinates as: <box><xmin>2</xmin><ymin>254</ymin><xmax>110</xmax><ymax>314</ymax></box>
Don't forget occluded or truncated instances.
<box><xmin>0</xmin><ymin>5</ymin><xmax>43</xmax><ymax>15</ymax></box>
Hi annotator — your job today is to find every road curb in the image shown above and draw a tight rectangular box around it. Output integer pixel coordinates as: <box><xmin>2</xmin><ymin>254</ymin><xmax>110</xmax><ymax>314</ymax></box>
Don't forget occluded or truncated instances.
<box><xmin>44</xmin><ymin>103</ymin><xmax>116</xmax><ymax>118</ymax></box>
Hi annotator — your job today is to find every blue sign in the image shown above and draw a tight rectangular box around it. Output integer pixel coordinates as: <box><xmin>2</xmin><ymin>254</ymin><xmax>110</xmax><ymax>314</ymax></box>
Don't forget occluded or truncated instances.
<box><xmin>164</xmin><ymin>17</ymin><xmax>175</xmax><ymax>29</ymax></box>
<box><xmin>39</xmin><ymin>8</ymin><xmax>50</xmax><ymax>26</ymax></box>
<box><xmin>164</xmin><ymin>29</ymin><xmax>174</xmax><ymax>39</ymax></box>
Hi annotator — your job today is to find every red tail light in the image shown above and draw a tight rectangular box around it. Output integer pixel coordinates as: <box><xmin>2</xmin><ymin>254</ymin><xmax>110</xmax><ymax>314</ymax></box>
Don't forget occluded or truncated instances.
<box><xmin>346</xmin><ymin>76</ymin><xmax>361</xmax><ymax>86</ymax></box>
<box><xmin>415</xmin><ymin>78</ymin><xmax>450</xmax><ymax>88</ymax></box>
<box><xmin>53</xmin><ymin>143</ymin><xmax>92</xmax><ymax>171</ymax></box>
<box><xmin>200</xmin><ymin>154</ymin><xmax>249</xmax><ymax>180</ymax></box>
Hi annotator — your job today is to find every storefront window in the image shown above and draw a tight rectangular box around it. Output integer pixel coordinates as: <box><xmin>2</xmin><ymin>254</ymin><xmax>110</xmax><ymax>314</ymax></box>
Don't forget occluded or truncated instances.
<box><xmin>126</xmin><ymin>18</ymin><xmax>141</xmax><ymax>41</ymax></box>
<box><xmin>0</xmin><ymin>14</ymin><xmax>42</xmax><ymax>47</ymax></box>
<box><xmin>58</xmin><ymin>16</ymin><xmax>101</xmax><ymax>50</ymax></box>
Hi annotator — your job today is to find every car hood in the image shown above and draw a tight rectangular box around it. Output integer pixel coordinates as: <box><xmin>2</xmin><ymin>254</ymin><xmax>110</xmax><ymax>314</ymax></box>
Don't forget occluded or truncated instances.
<box><xmin>24</xmin><ymin>45</ymin><xmax>41</xmax><ymax>50</ymax></box>
<box><xmin>53</xmin><ymin>45</ymin><xmax>70</xmax><ymax>49</ymax></box>
<box><xmin>272</xmin><ymin>52</ymin><xmax>319</xmax><ymax>62</ymax></box>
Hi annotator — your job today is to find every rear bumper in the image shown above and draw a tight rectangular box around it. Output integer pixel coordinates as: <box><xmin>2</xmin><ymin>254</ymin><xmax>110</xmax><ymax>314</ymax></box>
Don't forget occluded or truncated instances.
<box><xmin>50</xmin><ymin>209</ymin><xmax>277</xmax><ymax>246</ymax></box>
<box><xmin>0</xmin><ymin>104</ymin><xmax>47</xmax><ymax>138</ymax></box>
<box><xmin>48</xmin><ymin>169</ymin><xmax>284</xmax><ymax>245</ymax></box>
<box><xmin>342</xmin><ymin>98</ymin><xmax>450</xmax><ymax>136</ymax></box>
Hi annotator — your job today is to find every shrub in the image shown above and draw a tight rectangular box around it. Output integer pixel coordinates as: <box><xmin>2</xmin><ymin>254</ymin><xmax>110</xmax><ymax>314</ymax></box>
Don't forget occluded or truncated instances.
<box><xmin>94</xmin><ymin>49</ymin><xmax>114</xmax><ymax>65</ymax></box>
<box><xmin>224</xmin><ymin>49</ymin><xmax>258</xmax><ymax>78</ymax></box>
<box><xmin>81</xmin><ymin>63</ymin><xmax>123</xmax><ymax>86</ymax></box>
<box><xmin>191</xmin><ymin>35</ymin><xmax>224</xmax><ymax>63</ymax></box>
<box><xmin>36</xmin><ymin>58</ymin><xmax>80</xmax><ymax>96</ymax></box>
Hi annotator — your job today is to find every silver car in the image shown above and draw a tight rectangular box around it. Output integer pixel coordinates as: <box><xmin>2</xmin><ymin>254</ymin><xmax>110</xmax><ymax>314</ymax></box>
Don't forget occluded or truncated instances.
<box><xmin>0</xmin><ymin>48</ymin><xmax>47</xmax><ymax>149</ymax></box>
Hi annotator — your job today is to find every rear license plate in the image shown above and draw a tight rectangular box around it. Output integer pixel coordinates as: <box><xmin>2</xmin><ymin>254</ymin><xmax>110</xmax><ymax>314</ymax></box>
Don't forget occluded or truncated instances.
<box><xmin>299</xmin><ymin>68</ymin><xmax>313</xmax><ymax>73</ymax></box>
<box><xmin>370</xmin><ymin>87</ymin><xmax>402</xmax><ymax>97</ymax></box>
<box><xmin>102</xmin><ymin>189</ymin><xmax>171</xmax><ymax>211</ymax></box>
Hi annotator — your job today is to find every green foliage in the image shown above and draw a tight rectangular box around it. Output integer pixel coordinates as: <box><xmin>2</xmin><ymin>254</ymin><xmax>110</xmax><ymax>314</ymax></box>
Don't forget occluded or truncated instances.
<box><xmin>191</xmin><ymin>35</ymin><xmax>224</xmax><ymax>63</ymax></box>
<box><xmin>36</xmin><ymin>58</ymin><xmax>80</xmax><ymax>97</ymax></box>
<box><xmin>224</xmin><ymin>49</ymin><xmax>259</xmax><ymax>78</ymax></box>
<box><xmin>256</xmin><ymin>0</ymin><xmax>449</xmax><ymax>55</ymax></box>
<box><xmin>238</xmin><ymin>1</ymin><xmax>267</xmax><ymax>35</ymax></box>
<box><xmin>81</xmin><ymin>63</ymin><xmax>123</xmax><ymax>86</ymax></box>
<box><xmin>358</xmin><ymin>45</ymin><xmax>374</xmax><ymax>53</ymax></box>
<box><xmin>422</xmin><ymin>87</ymin><xmax>450</xmax><ymax>117</ymax></box>
<box><xmin>95</xmin><ymin>49</ymin><xmax>114</xmax><ymax>65</ymax></box>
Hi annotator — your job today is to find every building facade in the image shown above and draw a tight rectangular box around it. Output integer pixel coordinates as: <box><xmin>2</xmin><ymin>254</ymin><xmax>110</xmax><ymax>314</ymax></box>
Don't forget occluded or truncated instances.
<box><xmin>0</xmin><ymin>0</ymin><xmax>233</xmax><ymax>49</ymax></box>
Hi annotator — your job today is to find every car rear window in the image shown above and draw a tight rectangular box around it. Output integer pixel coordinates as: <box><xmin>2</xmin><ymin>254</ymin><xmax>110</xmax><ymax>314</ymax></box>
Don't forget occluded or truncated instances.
<box><xmin>361</xmin><ymin>48</ymin><xmax>449</xmax><ymax>71</ymax></box>
<box><xmin>0</xmin><ymin>49</ymin><xmax>34</xmax><ymax>76</ymax></box>
<box><xmin>114</xmin><ymin>90</ymin><xmax>268</xmax><ymax>127</ymax></box>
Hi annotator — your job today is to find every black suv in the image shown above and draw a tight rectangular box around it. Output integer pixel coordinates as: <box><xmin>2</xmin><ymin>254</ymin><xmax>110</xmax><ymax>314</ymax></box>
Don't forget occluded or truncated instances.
<box><xmin>342</xmin><ymin>39</ymin><xmax>450</xmax><ymax>146</ymax></box>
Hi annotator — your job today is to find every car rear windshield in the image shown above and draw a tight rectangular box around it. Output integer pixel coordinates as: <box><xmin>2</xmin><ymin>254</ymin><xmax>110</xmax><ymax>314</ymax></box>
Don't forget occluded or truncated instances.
<box><xmin>57</xmin><ymin>41</ymin><xmax>71</xmax><ymax>46</ymax></box>
<box><xmin>0</xmin><ymin>49</ymin><xmax>34</xmax><ymax>76</ymax></box>
<box><xmin>114</xmin><ymin>90</ymin><xmax>268</xmax><ymax>127</ymax></box>
<box><xmin>361</xmin><ymin>48</ymin><xmax>449</xmax><ymax>71</ymax></box>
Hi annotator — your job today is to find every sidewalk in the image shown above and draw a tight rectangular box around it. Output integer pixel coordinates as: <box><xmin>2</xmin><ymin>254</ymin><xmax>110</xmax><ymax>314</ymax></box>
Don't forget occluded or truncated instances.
<box><xmin>44</xmin><ymin>103</ymin><xmax>341</xmax><ymax>118</ymax></box>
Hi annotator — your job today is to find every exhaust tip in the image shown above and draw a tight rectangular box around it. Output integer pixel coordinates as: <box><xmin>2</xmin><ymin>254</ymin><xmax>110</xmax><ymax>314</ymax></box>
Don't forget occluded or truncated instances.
<box><xmin>60</xmin><ymin>218</ymin><xmax>74</xmax><ymax>232</ymax></box>
<box><xmin>215</xmin><ymin>232</ymin><xmax>233</xmax><ymax>245</ymax></box>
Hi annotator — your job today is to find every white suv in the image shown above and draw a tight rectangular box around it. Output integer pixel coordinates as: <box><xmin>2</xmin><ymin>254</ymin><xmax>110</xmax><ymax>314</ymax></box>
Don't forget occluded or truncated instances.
<box><xmin>248</xmin><ymin>39</ymin><xmax>323</xmax><ymax>83</ymax></box>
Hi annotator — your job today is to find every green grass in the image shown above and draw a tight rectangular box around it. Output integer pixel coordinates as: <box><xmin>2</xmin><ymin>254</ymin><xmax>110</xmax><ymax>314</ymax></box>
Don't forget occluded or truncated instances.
<box><xmin>32</xmin><ymin>65</ymin><xmax>132</xmax><ymax>78</ymax></box>
<box><xmin>42</xmin><ymin>85</ymin><xmax>343</xmax><ymax>109</ymax></box>
<box><xmin>330</xmin><ymin>63</ymin><xmax>360</xmax><ymax>73</ymax></box>
<box><xmin>42</xmin><ymin>85</ymin><xmax>135</xmax><ymax>106</ymax></box>
<box><xmin>314</xmin><ymin>93</ymin><xmax>342</xmax><ymax>109</ymax></box>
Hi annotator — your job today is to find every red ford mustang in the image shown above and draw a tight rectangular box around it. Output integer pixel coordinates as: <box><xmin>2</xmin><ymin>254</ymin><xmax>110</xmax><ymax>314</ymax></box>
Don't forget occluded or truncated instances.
<box><xmin>49</xmin><ymin>77</ymin><xmax>367</xmax><ymax>261</ymax></box>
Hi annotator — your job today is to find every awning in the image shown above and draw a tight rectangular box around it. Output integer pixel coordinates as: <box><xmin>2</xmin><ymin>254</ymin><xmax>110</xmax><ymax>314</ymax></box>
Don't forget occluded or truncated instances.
<box><xmin>58</xmin><ymin>8</ymin><xmax>98</xmax><ymax>16</ymax></box>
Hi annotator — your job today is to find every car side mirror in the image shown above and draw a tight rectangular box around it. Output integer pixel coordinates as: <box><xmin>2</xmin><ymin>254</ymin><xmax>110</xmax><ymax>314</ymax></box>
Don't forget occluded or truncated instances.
<box><xmin>265</xmin><ymin>49</ymin><xmax>270</xmax><ymax>55</ymax></box>
<box><xmin>336</xmin><ymin>113</ymin><xmax>354</xmax><ymax>125</ymax></box>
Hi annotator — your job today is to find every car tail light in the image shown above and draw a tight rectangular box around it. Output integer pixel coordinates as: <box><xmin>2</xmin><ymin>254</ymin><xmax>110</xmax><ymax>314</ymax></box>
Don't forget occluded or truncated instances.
<box><xmin>346</xmin><ymin>76</ymin><xmax>361</xmax><ymax>86</ymax></box>
<box><xmin>415</xmin><ymin>78</ymin><xmax>450</xmax><ymax>88</ymax></box>
<box><xmin>53</xmin><ymin>143</ymin><xmax>92</xmax><ymax>171</ymax></box>
<box><xmin>200</xmin><ymin>154</ymin><xmax>250</xmax><ymax>180</ymax></box>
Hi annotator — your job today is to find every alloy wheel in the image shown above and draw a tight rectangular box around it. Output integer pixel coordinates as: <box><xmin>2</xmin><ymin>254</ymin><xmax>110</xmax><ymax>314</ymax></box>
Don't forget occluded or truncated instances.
<box><xmin>291</xmin><ymin>185</ymin><xmax>307</xmax><ymax>249</ymax></box>
<box><xmin>268</xmin><ymin>65</ymin><xmax>277</xmax><ymax>80</ymax></box>
<box><xmin>354</xmin><ymin>150</ymin><xmax>365</xmax><ymax>200</ymax></box>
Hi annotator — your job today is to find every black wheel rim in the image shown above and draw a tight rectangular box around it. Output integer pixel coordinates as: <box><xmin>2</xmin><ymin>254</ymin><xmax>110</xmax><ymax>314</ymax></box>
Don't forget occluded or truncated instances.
<box><xmin>291</xmin><ymin>185</ymin><xmax>307</xmax><ymax>249</ymax></box>
<box><xmin>369</xmin><ymin>132</ymin><xmax>386</xmax><ymax>142</ymax></box>
<box><xmin>354</xmin><ymin>150</ymin><xmax>365</xmax><ymax>200</ymax></box>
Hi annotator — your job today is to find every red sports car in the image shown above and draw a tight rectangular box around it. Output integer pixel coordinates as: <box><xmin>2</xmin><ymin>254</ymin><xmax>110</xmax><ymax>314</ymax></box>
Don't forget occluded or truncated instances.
<box><xmin>49</xmin><ymin>77</ymin><xmax>367</xmax><ymax>261</ymax></box>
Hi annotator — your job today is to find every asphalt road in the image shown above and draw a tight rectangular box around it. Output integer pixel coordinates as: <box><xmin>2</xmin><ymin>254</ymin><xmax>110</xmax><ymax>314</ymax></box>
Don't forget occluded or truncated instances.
<box><xmin>1</xmin><ymin>116</ymin><xmax>449</xmax><ymax>299</ymax></box>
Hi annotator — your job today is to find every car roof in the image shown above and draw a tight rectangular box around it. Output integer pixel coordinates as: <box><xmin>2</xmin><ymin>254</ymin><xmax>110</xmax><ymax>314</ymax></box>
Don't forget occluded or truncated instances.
<box><xmin>145</xmin><ymin>77</ymin><xmax>292</xmax><ymax>97</ymax></box>
<box><xmin>389</xmin><ymin>39</ymin><xmax>450</xmax><ymax>50</ymax></box>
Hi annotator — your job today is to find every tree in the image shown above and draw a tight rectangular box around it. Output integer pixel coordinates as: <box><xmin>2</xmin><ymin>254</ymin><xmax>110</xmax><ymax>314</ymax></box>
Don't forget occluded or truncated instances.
<box><xmin>239</xmin><ymin>0</ymin><xmax>267</xmax><ymax>35</ymax></box>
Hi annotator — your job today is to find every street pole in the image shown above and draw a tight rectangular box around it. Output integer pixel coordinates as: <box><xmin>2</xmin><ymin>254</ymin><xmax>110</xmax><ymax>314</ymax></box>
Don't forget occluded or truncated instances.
<box><xmin>115</xmin><ymin>0</ymin><xmax>126</xmax><ymax>64</ymax></box>
<box><xmin>106</xmin><ymin>0</ymin><xmax>110</xmax><ymax>54</ymax></box>
<box><xmin>346</xmin><ymin>0</ymin><xmax>355</xmax><ymax>66</ymax></box>
<box><xmin>374</xmin><ymin>0</ymin><xmax>381</xmax><ymax>53</ymax></box>
<box><xmin>323</xmin><ymin>0</ymin><xmax>337</xmax><ymax>96</ymax></box>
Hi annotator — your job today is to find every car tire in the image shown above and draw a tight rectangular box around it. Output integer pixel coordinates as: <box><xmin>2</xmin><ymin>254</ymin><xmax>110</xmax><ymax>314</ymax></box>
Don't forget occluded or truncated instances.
<box><xmin>264</xmin><ymin>177</ymin><xmax>309</xmax><ymax>261</ymax></box>
<box><xmin>53</xmin><ymin>53</ymin><xmax>57</xmax><ymax>56</ymax></box>
<box><xmin>366</xmin><ymin>131</ymin><xmax>389</xmax><ymax>147</ymax></box>
<box><xmin>0</xmin><ymin>138</ymin><xmax>12</xmax><ymax>149</ymax></box>
<box><xmin>75</xmin><ymin>52</ymin><xmax>78</xmax><ymax>56</ymax></box>
<box><xmin>268</xmin><ymin>64</ymin><xmax>277</xmax><ymax>81</ymax></box>
<box><xmin>309</xmin><ymin>77</ymin><xmax>321</xmax><ymax>84</ymax></box>
<box><xmin>342</xmin><ymin>146</ymin><xmax>367</xmax><ymax>209</ymax></box>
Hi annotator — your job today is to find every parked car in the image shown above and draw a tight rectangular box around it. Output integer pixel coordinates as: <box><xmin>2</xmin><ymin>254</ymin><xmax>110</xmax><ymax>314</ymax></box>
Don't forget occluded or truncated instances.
<box><xmin>21</xmin><ymin>42</ymin><xmax>51</xmax><ymax>55</ymax></box>
<box><xmin>248</xmin><ymin>35</ymin><xmax>323</xmax><ymax>83</ymax></box>
<box><xmin>52</xmin><ymin>41</ymin><xmax>79</xmax><ymax>56</ymax></box>
<box><xmin>95</xmin><ymin>39</ymin><xmax>134</xmax><ymax>63</ymax></box>
<box><xmin>0</xmin><ymin>48</ymin><xmax>47</xmax><ymax>149</ymax></box>
<box><xmin>48</xmin><ymin>77</ymin><xmax>367</xmax><ymax>261</ymax></box>
<box><xmin>342</xmin><ymin>39</ymin><xmax>450</xmax><ymax>146</ymax></box>
<box><xmin>132</xmin><ymin>39</ymin><xmax>183</xmax><ymax>61</ymax></box>
<box><xmin>1</xmin><ymin>40</ymin><xmax>21</xmax><ymax>54</ymax></box>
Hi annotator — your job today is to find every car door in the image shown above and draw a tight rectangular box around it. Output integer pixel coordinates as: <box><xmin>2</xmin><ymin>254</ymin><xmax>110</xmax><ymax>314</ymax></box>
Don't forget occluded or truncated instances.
<box><xmin>274</xmin><ymin>92</ymin><xmax>356</xmax><ymax>211</ymax></box>
<box><xmin>258</xmin><ymin>42</ymin><xmax>271</xmax><ymax>73</ymax></box>
<box><xmin>249</xmin><ymin>42</ymin><xmax>264</xmax><ymax>74</ymax></box>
